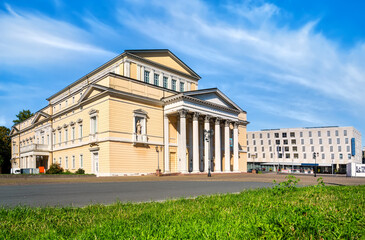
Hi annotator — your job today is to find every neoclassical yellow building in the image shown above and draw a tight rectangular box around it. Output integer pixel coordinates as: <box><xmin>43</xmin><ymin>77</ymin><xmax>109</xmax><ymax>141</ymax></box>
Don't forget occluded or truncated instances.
<box><xmin>10</xmin><ymin>49</ymin><xmax>248</xmax><ymax>176</ymax></box>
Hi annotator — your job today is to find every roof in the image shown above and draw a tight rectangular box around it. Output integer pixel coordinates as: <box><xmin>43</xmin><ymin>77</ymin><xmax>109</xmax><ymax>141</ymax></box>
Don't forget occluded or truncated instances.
<box><xmin>46</xmin><ymin>49</ymin><xmax>200</xmax><ymax>101</ymax></box>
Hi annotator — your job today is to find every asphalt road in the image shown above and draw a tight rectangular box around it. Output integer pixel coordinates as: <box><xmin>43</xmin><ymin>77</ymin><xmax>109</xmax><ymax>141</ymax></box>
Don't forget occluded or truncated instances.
<box><xmin>0</xmin><ymin>181</ymin><xmax>272</xmax><ymax>207</ymax></box>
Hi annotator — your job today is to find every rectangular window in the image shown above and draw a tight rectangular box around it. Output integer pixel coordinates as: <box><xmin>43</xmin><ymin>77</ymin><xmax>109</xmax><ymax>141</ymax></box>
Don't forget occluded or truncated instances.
<box><xmin>337</xmin><ymin>138</ymin><xmax>340</xmax><ymax>144</ymax></box>
<box><xmin>79</xmin><ymin>124</ymin><xmax>83</xmax><ymax>139</ymax></box>
<box><xmin>294</xmin><ymin>153</ymin><xmax>298</xmax><ymax>159</ymax></box>
<box><xmin>320</xmin><ymin>146</ymin><xmax>324</xmax><ymax>152</ymax></box>
<box><xmin>285</xmin><ymin>153</ymin><xmax>290</xmax><ymax>159</ymax></box>
<box><xmin>260</xmin><ymin>140</ymin><xmax>263</xmax><ymax>145</ymax></box>
<box><xmin>270</xmin><ymin>153</ymin><xmax>273</xmax><ymax>158</ymax></box>
<box><xmin>252</xmin><ymin>134</ymin><xmax>255</xmax><ymax>139</ymax></box>
<box><xmin>344</xmin><ymin>130</ymin><xmax>347</xmax><ymax>136</ymax></box>
<box><xmin>300</xmin><ymin>132</ymin><xmax>303</xmax><ymax>137</ymax></box>
<box><xmin>163</xmin><ymin>76</ymin><xmax>168</xmax><ymax>88</ymax></box>
<box><xmin>345</xmin><ymin>138</ymin><xmax>349</xmax><ymax>144</ymax></box>
<box><xmin>283</xmin><ymin>139</ymin><xmax>288</xmax><ymax>145</ymax></box>
<box><xmin>259</xmin><ymin>133</ymin><xmax>262</xmax><ymax>138</ymax></box>
<box><xmin>347</xmin><ymin>146</ymin><xmax>350</xmax><ymax>152</ymax></box>
<box><xmin>53</xmin><ymin>133</ymin><xmax>56</xmax><ymax>144</ymax></box>
<box><xmin>58</xmin><ymin>131</ymin><xmax>61</xmax><ymax>144</ymax></box>
<box><xmin>91</xmin><ymin>116</ymin><xmax>97</xmax><ymax>134</ymax></box>
<box><xmin>172</xmin><ymin>79</ymin><xmax>177</xmax><ymax>91</ymax></box>
<box><xmin>339</xmin><ymin>153</ymin><xmax>343</xmax><ymax>159</ymax></box>
<box><xmin>180</xmin><ymin>82</ymin><xmax>185</xmax><ymax>92</ymax></box>
<box><xmin>253</xmin><ymin>140</ymin><xmax>256</xmax><ymax>145</ymax></box>
<box><xmin>73</xmin><ymin>96</ymin><xmax>75</xmax><ymax>103</ymax></box>
<box><xmin>293</xmin><ymin>146</ymin><xmax>297</xmax><ymax>152</ymax></box>
<box><xmin>59</xmin><ymin>157</ymin><xmax>62</xmax><ymax>167</ymax></box>
<box><xmin>275</xmin><ymin>140</ymin><xmax>280</xmax><ymax>145</ymax></box>
<box><xmin>318</xmin><ymin>131</ymin><xmax>321</xmax><ymax>137</ymax></box>
<box><xmin>275</xmin><ymin>133</ymin><xmax>279</xmax><ymax>138</ymax></box>
<box><xmin>261</xmin><ymin>146</ymin><xmax>264</xmax><ymax>151</ymax></box>
<box><xmin>72</xmin><ymin>155</ymin><xmax>75</xmax><ymax>169</ymax></box>
<box><xmin>310</xmin><ymin>139</ymin><xmax>313</xmax><ymax>144</ymax></box>
<box><xmin>309</xmin><ymin>131</ymin><xmax>312</xmax><ymax>137</ymax></box>
<box><xmin>80</xmin><ymin>154</ymin><xmax>83</xmax><ymax>168</ymax></box>
<box><xmin>47</xmin><ymin>135</ymin><xmax>49</xmax><ymax>145</ymax></box>
<box><xmin>278</xmin><ymin>153</ymin><xmax>282</xmax><ymax>158</ymax></box>
<box><xmin>277</xmin><ymin>146</ymin><xmax>282</xmax><ymax>152</ymax></box>
<box><xmin>301</xmin><ymin>139</ymin><xmax>304</xmax><ymax>144</ymax></box>
<box><xmin>335</xmin><ymin>130</ymin><xmax>338</xmax><ymax>136</ymax></box>
<box><xmin>322</xmin><ymin>153</ymin><xmax>325</xmax><ymax>159</ymax></box>
<box><xmin>65</xmin><ymin>156</ymin><xmax>68</xmax><ymax>169</ymax></box>
<box><xmin>267</xmin><ymin>133</ymin><xmax>270</xmax><ymax>138</ymax></box>
<box><xmin>338</xmin><ymin>146</ymin><xmax>341</xmax><ymax>152</ymax></box>
<box><xmin>328</xmin><ymin>138</ymin><xmax>332</xmax><ymax>144</ymax></box>
<box><xmin>304</xmin><ymin>153</ymin><xmax>306</xmax><ymax>159</ymax></box>
<box><xmin>282</xmin><ymin>132</ymin><xmax>287</xmax><ymax>138</ymax></box>
<box><xmin>247</xmin><ymin>147</ymin><xmax>250</xmax><ymax>152</ymax></box>
<box><xmin>291</xmin><ymin>139</ymin><xmax>296</xmax><ymax>144</ymax></box>
<box><xmin>65</xmin><ymin>100</ymin><xmax>68</xmax><ymax>107</ymax></box>
<box><xmin>254</xmin><ymin>147</ymin><xmax>257</xmax><ymax>152</ymax></box>
<box><xmin>302</xmin><ymin>146</ymin><xmax>305</xmax><ymax>152</ymax></box>
<box><xmin>154</xmin><ymin>73</ymin><xmax>159</xmax><ymax>86</ymax></box>
<box><xmin>330</xmin><ymin>146</ymin><xmax>333</xmax><ymax>152</ymax></box>
<box><xmin>311</xmin><ymin>146</ymin><xmax>314</xmax><ymax>152</ymax></box>
<box><xmin>331</xmin><ymin>153</ymin><xmax>334</xmax><ymax>159</ymax></box>
<box><xmin>263</xmin><ymin>153</ymin><xmax>265</xmax><ymax>158</ymax></box>
<box><xmin>290</xmin><ymin>132</ymin><xmax>295</xmax><ymax>137</ymax></box>
<box><xmin>72</xmin><ymin>127</ymin><xmax>75</xmax><ymax>140</ymax></box>
<box><xmin>65</xmin><ymin>129</ymin><xmax>68</xmax><ymax>143</ymax></box>
<box><xmin>268</xmin><ymin>140</ymin><xmax>271</xmax><ymax>145</ymax></box>
<box><xmin>284</xmin><ymin>146</ymin><xmax>289</xmax><ymax>152</ymax></box>
<box><xmin>144</xmin><ymin>71</ymin><xmax>150</xmax><ymax>83</ymax></box>
<box><xmin>348</xmin><ymin>154</ymin><xmax>351</xmax><ymax>160</ymax></box>
<box><xmin>41</xmin><ymin>136</ymin><xmax>44</xmax><ymax>144</ymax></box>
<box><xmin>269</xmin><ymin>146</ymin><xmax>272</xmax><ymax>152</ymax></box>
<box><xmin>319</xmin><ymin>138</ymin><xmax>322</xmax><ymax>144</ymax></box>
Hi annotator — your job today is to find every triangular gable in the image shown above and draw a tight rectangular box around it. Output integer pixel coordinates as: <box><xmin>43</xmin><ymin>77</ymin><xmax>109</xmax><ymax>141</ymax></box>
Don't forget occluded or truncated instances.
<box><xmin>10</xmin><ymin>126</ymin><xmax>19</xmax><ymax>135</ymax></box>
<box><xmin>31</xmin><ymin>111</ymin><xmax>50</xmax><ymax>125</ymax></box>
<box><xmin>125</xmin><ymin>50</ymin><xmax>200</xmax><ymax>80</ymax></box>
<box><xmin>79</xmin><ymin>84</ymin><xmax>108</xmax><ymax>103</ymax></box>
<box><xmin>184</xmin><ymin>88</ymin><xmax>245</xmax><ymax>112</ymax></box>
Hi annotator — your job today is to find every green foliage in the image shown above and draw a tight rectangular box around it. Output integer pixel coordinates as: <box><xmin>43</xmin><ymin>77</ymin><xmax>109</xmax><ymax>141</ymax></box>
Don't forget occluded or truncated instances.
<box><xmin>46</xmin><ymin>163</ymin><xmax>64</xmax><ymax>174</ymax></box>
<box><xmin>0</xmin><ymin>185</ymin><xmax>364</xmax><ymax>239</ymax></box>
<box><xmin>273</xmin><ymin>175</ymin><xmax>300</xmax><ymax>195</ymax></box>
<box><xmin>316</xmin><ymin>177</ymin><xmax>325</xmax><ymax>187</ymax></box>
<box><xmin>13</xmin><ymin>109</ymin><xmax>34</xmax><ymax>124</ymax></box>
<box><xmin>75</xmin><ymin>168</ymin><xmax>85</xmax><ymax>174</ymax></box>
<box><xmin>0</xmin><ymin>126</ymin><xmax>11</xmax><ymax>173</ymax></box>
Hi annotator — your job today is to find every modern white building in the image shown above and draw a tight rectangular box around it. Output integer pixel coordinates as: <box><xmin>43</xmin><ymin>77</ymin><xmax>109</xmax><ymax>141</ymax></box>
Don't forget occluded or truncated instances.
<box><xmin>247</xmin><ymin>126</ymin><xmax>362</xmax><ymax>174</ymax></box>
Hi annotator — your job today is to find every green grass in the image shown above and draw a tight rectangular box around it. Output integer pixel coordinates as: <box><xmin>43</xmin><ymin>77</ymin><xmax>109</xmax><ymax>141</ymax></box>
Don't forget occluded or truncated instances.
<box><xmin>1</xmin><ymin>185</ymin><xmax>364</xmax><ymax>239</ymax></box>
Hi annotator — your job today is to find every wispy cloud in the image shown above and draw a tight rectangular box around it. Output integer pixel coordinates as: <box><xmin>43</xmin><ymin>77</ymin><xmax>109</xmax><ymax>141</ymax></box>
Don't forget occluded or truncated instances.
<box><xmin>0</xmin><ymin>3</ymin><xmax>115</xmax><ymax>67</ymax></box>
<box><xmin>116</xmin><ymin>0</ymin><xmax>365</xmax><ymax>124</ymax></box>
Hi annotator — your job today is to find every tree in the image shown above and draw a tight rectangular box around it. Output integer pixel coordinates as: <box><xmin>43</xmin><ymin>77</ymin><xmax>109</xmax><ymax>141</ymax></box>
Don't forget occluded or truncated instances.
<box><xmin>0</xmin><ymin>126</ymin><xmax>11</xmax><ymax>174</ymax></box>
<box><xmin>13</xmin><ymin>109</ymin><xmax>34</xmax><ymax>124</ymax></box>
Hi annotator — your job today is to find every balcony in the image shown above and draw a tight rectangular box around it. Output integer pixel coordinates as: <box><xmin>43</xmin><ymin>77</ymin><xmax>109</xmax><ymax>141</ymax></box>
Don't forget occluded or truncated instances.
<box><xmin>20</xmin><ymin>144</ymin><xmax>49</xmax><ymax>153</ymax></box>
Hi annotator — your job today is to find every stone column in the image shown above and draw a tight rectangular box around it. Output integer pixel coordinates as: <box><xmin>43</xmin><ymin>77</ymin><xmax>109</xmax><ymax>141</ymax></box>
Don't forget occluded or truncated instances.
<box><xmin>204</xmin><ymin>116</ymin><xmax>210</xmax><ymax>172</ymax></box>
<box><xmin>164</xmin><ymin>114</ymin><xmax>170</xmax><ymax>173</ymax></box>
<box><xmin>215</xmin><ymin>118</ymin><xmax>221</xmax><ymax>172</ymax></box>
<box><xmin>179</xmin><ymin>109</ymin><xmax>187</xmax><ymax>173</ymax></box>
<box><xmin>224</xmin><ymin>121</ymin><xmax>231</xmax><ymax>172</ymax></box>
<box><xmin>192</xmin><ymin>113</ymin><xmax>200</xmax><ymax>173</ymax></box>
<box><xmin>233</xmin><ymin>122</ymin><xmax>239</xmax><ymax>172</ymax></box>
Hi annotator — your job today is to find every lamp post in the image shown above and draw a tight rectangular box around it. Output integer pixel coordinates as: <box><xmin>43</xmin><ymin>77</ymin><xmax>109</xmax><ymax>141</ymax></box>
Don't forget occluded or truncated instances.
<box><xmin>313</xmin><ymin>152</ymin><xmax>319</xmax><ymax>177</ymax></box>
<box><xmin>155</xmin><ymin>146</ymin><xmax>162</xmax><ymax>176</ymax></box>
<box><xmin>204</xmin><ymin>129</ymin><xmax>214</xmax><ymax>177</ymax></box>
<box><xmin>332</xmin><ymin>158</ymin><xmax>334</xmax><ymax>175</ymax></box>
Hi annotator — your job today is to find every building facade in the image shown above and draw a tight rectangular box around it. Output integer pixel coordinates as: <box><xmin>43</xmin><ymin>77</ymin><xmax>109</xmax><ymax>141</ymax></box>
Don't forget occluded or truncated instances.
<box><xmin>247</xmin><ymin>126</ymin><xmax>362</xmax><ymax>174</ymax></box>
<box><xmin>10</xmin><ymin>49</ymin><xmax>248</xmax><ymax>176</ymax></box>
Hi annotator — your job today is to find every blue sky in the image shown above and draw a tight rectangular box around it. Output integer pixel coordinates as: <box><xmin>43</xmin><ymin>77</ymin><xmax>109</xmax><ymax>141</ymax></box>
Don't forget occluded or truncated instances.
<box><xmin>1</xmin><ymin>0</ymin><xmax>365</xmax><ymax>145</ymax></box>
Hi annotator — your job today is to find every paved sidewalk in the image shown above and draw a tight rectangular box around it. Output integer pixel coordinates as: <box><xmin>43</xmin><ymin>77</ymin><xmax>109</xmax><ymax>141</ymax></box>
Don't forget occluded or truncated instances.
<box><xmin>1</xmin><ymin>172</ymin><xmax>364</xmax><ymax>186</ymax></box>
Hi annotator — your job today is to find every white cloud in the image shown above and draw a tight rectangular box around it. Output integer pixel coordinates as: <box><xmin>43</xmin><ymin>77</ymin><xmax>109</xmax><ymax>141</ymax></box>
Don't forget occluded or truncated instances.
<box><xmin>0</xmin><ymin>3</ymin><xmax>115</xmax><ymax>66</ymax></box>
<box><xmin>116</xmin><ymin>0</ymin><xmax>365</xmax><ymax>123</ymax></box>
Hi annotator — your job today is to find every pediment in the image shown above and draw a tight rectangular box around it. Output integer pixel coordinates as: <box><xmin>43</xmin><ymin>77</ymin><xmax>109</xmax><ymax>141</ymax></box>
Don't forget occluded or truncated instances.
<box><xmin>10</xmin><ymin>126</ymin><xmax>19</xmax><ymax>136</ymax></box>
<box><xmin>184</xmin><ymin>89</ymin><xmax>244</xmax><ymax>112</ymax></box>
<box><xmin>79</xmin><ymin>85</ymin><xmax>107</xmax><ymax>103</ymax></box>
<box><xmin>125</xmin><ymin>50</ymin><xmax>200</xmax><ymax>79</ymax></box>
<box><xmin>31</xmin><ymin>111</ymin><xmax>50</xmax><ymax>125</ymax></box>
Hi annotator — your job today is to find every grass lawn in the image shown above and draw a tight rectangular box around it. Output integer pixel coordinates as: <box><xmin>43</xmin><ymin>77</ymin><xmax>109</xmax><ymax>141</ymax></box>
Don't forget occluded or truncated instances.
<box><xmin>1</xmin><ymin>184</ymin><xmax>364</xmax><ymax>239</ymax></box>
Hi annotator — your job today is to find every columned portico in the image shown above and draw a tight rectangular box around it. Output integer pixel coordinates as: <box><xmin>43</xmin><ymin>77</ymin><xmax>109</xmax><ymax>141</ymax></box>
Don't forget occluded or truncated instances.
<box><xmin>163</xmin><ymin>88</ymin><xmax>248</xmax><ymax>174</ymax></box>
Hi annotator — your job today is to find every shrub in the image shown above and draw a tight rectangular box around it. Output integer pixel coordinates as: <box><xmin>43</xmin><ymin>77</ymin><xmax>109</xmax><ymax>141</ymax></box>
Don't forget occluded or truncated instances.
<box><xmin>46</xmin><ymin>163</ymin><xmax>64</xmax><ymax>174</ymax></box>
<box><xmin>75</xmin><ymin>168</ymin><xmax>85</xmax><ymax>174</ymax></box>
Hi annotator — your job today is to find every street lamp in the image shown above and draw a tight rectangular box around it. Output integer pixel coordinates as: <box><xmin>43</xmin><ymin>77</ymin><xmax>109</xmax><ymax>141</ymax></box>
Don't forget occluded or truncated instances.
<box><xmin>204</xmin><ymin>129</ymin><xmax>214</xmax><ymax>177</ymax></box>
<box><xmin>313</xmin><ymin>152</ymin><xmax>319</xmax><ymax>177</ymax></box>
<box><xmin>155</xmin><ymin>146</ymin><xmax>162</xmax><ymax>176</ymax></box>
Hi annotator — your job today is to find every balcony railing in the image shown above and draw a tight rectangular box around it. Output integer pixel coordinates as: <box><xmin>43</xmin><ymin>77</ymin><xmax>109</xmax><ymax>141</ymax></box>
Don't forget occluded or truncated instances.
<box><xmin>20</xmin><ymin>144</ymin><xmax>49</xmax><ymax>153</ymax></box>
